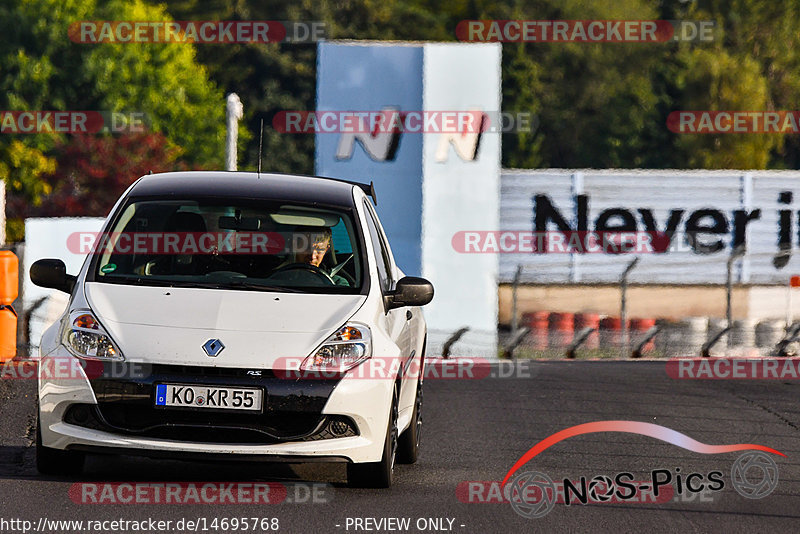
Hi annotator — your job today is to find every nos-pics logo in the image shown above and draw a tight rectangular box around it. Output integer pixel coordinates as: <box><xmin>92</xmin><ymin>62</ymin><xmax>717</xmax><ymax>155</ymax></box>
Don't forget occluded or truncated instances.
<box><xmin>501</xmin><ymin>421</ymin><xmax>783</xmax><ymax>519</ymax></box>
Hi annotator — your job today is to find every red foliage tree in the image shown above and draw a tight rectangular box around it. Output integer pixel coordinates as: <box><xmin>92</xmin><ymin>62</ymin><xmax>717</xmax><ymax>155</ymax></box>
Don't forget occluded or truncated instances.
<box><xmin>8</xmin><ymin>132</ymin><xmax>189</xmax><ymax>220</ymax></box>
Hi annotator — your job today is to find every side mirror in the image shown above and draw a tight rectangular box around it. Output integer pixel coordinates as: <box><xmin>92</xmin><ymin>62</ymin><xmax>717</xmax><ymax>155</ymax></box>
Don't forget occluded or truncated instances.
<box><xmin>387</xmin><ymin>276</ymin><xmax>434</xmax><ymax>310</ymax></box>
<box><xmin>30</xmin><ymin>259</ymin><xmax>76</xmax><ymax>294</ymax></box>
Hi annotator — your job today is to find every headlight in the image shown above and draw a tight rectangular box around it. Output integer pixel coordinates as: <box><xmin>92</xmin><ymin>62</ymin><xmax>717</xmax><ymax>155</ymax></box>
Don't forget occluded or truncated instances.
<box><xmin>62</xmin><ymin>310</ymin><xmax>123</xmax><ymax>361</ymax></box>
<box><xmin>301</xmin><ymin>323</ymin><xmax>371</xmax><ymax>372</ymax></box>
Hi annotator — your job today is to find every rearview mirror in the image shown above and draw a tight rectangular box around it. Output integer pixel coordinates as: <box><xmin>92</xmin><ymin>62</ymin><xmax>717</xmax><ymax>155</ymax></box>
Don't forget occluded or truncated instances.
<box><xmin>218</xmin><ymin>215</ymin><xmax>261</xmax><ymax>231</ymax></box>
<box><xmin>387</xmin><ymin>276</ymin><xmax>434</xmax><ymax>310</ymax></box>
<box><xmin>30</xmin><ymin>259</ymin><xmax>76</xmax><ymax>294</ymax></box>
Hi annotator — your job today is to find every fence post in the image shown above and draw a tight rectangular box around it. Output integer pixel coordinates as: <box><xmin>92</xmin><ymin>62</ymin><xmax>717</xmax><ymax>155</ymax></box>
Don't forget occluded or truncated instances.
<box><xmin>511</xmin><ymin>264</ymin><xmax>522</xmax><ymax>334</ymax></box>
<box><xmin>726</xmin><ymin>246</ymin><xmax>746</xmax><ymax>348</ymax></box>
<box><xmin>441</xmin><ymin>327</ymin><xmax>469</xmax><ymax>359</ymax></box>
<box><xmin>739</xmin><ymin>173</ymin><xmax>753</xmax><ymax>282</ymax></box>
<box><xmin>620</xmin><ymin>257</ymin><xmax>639</xmax><ymax>355</ymax></box>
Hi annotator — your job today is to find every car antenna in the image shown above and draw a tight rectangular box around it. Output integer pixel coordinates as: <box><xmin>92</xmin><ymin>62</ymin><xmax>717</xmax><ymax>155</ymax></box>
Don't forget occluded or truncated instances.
<box><xmin>257</xmin><ymin>118</ymin><xmax>263</xmax><ymax>179</ymax></box>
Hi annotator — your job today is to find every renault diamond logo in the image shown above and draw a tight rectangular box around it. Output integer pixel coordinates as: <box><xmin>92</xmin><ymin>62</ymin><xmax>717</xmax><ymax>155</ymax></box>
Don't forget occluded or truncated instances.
<box><xmin>202</xmin><ymin>339</ymin><xmax>225</xmax><ymax>357</ymax></box>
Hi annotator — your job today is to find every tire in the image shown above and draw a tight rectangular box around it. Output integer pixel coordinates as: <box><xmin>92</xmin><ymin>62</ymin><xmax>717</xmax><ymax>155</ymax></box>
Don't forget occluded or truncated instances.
<box><xmin>397</xmin><ymin>372</ymin><xmax>422</xmax><ymax>464</ymax></box>
<box><xmin>36</xmin><ymin>416</ymin><xmax>84</xmax><ymax>477</ymax></box>
<box><xmin>347</xmin><ymin>384</ymin><xmax>398</xmax><ymax>488</ymax></box>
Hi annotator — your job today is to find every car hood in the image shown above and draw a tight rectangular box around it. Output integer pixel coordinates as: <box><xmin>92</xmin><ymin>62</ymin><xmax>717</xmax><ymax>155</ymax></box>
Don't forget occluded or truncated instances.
<box><xmin>84</xmin><ymin>282</ymin><xmax>367</xmax><ymax>368</ymax></box>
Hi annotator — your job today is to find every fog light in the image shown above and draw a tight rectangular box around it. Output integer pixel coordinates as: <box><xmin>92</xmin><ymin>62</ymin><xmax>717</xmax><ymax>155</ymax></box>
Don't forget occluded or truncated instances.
<box><xmin>71</xmin><ymin>405</ymin><xmax>90</xmax><ymax>423</ymax></box>
<box><xmin>329</xmin><ymin>419</ymin><xmax>350</xmax><ymax>436</ymax></box>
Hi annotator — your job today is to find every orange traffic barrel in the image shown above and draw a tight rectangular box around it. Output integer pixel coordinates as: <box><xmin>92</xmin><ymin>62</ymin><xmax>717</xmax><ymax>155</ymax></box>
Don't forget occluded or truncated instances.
<box><xmin>0</xmin><ymin>251</ymin><xmax>18</xmax><ymax>305</ymax></box>
<box><xmin>630</xmin><ymin>318</ymin><xmax>657</xmax><ymax>352</ymax></box>
<box><xmin>574</xmin><ymin>313</ymin><xmax>600</xmax><ymax>349</ymax></box>
<box><xmin>522</xmin><ymin>311</ymin><xmax>549</xmax><ymax>349</ymax></box>
<box><xmin>548</xmin><ymin>312</ymin><xmax>574</xmax><ymax>348</ymax></box>
<box><xmin>0</xmin><ymin>305</ymin><xmax>16</xmax><ymax>362</ymax></box>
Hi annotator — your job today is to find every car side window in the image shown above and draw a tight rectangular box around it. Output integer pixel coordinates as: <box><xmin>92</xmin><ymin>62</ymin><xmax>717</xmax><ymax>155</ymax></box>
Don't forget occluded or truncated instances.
<box><xmin>363</xmin><ymin>201</ymin><xmax>393</xmax><ymax>293</ymax></box>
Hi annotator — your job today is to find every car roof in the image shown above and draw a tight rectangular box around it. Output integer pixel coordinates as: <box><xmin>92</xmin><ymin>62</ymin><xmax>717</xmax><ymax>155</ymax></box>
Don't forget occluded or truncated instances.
<box><xmin>127</xmin><ymin>171</ymin><xmax>364</xmax><ymax>208</ymax></box>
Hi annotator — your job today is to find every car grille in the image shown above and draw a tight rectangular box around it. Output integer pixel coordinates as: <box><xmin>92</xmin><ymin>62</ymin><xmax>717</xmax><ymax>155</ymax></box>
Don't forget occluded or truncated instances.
<box><xmin>152</xmin><ymin>364</ymin><xmax>279</xmax><ymax>378</ymax></box>
<box><xmin>64</xmin><ymin>403</ymin><xmax>358</xmax><ymax>444</ymax></box>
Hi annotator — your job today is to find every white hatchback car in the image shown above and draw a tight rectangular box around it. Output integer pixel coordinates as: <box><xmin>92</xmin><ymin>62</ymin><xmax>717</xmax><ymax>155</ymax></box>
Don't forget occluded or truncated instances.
<box><xmin>31</xmin><ymin>171</ymin><xmax>433</xmax><ymax>488</ymax></box>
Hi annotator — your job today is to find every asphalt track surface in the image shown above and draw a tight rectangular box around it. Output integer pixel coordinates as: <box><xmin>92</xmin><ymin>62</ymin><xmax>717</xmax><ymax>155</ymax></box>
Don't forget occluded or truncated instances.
<box><xmin>0</xmin><ymin>361</ymin><xmax>798</xmax><ymax>533</ymax></box>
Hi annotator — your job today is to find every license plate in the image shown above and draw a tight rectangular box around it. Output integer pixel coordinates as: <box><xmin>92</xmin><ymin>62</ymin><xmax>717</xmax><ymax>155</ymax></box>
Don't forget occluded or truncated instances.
<box><xmin>155</xmin><ymin>384</ymin><xmax>263</xmax><ymax>412</ymax></box>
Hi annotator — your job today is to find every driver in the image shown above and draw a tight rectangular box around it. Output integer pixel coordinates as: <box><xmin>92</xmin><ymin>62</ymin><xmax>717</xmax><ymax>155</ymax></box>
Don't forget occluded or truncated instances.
<box><xmin>294</xmin><ymin>228</ymin><xmax>349</xmax><ymax>286</ymax></box>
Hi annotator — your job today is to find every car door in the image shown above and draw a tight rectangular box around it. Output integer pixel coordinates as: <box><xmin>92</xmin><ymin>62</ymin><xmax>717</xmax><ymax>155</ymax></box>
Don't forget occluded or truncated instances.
<box><xmin>362</xmin><ymin>202</ymin><xmax>416</xmax><ymax>411</ymax></box>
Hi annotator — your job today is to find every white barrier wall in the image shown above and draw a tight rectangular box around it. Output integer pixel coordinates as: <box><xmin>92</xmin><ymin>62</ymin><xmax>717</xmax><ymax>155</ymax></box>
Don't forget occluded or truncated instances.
<box><xmin>0</xmin><ymin>181</ymin><xmax>5</xmax><ymax>245</ymax></box>
<box><xmin>498</xmin><ymin>170</ymin><xmax>800</xmax><ymax>285</ymax></box>
<box><xmin>421</xmin><ymin>44</ymin><xmax>500</xmax><ymax>356</ymax></box>
<box><xmin>23</xmin><ymin>217</ymin><xmax>105</xmax><ymax>354</ymax></box>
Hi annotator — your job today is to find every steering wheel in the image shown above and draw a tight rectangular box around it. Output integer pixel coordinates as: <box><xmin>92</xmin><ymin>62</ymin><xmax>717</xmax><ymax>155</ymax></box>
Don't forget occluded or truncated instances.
<box><xmin>270</xmin><ymin>263</ymin><xmax>336</xmax><ymax>285</ymax></box>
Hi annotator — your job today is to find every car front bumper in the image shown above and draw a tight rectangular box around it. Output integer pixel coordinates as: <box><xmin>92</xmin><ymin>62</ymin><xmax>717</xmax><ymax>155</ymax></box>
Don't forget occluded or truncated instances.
<box><xmin>38</xmin><ymin>347</ymin><xmax>394</xmax><ymax>464</ymax></box>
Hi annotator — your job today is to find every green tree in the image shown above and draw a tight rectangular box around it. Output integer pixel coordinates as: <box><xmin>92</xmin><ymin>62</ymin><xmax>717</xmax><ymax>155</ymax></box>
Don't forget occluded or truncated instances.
<box><xmin>149</xmin><ymin>0</ymin><xmax>800</xmax><ymax>171</ymax></box>
<box><xmin>148</xmin><ymin>0</ymin><xmax>453</xmax><ymax>175</ymax></box>
<box><xmin>671</xmin><ymin>48</ymin><xmax>778</xmax><ymax>168</ymax></box>
<box><xmin>0</xmin><ymin>0</ymin><xmax>226</xmax><ymax>238</ymax></box>
<box><xmin>154</xmin><ymin>0</ymin><xmax>674</xmax><ymax>170</ymax></box>
<box><xmin>685</xmin><ymin>0</ymin><xmax>800</xmax><ymax>168</ymax></box>
<box><xmin>82</xmin><ymin>0</ymin><xmax>227</xmax><ymax>166</ymax></box>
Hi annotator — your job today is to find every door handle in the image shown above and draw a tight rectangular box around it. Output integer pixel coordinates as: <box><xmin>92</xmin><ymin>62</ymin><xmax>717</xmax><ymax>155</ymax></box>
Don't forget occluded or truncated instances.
<box><xmin>406</xmin><ymin>310</ymin><xmax>413</xmax><ymax>321</ymax></box>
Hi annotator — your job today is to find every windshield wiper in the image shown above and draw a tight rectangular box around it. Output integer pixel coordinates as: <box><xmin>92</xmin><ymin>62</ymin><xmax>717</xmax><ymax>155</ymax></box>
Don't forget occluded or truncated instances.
<box><xmin>99</xmin><ymin>276</ymin><xmax>172</xmax><ymax>287</ymax></box>
<box><xmin>99</xmin><ymin>276</ymin><xmax>305</xmax><ymax>293</ymax></box>
<box><xmin>223</xmin><ymin>281</ymin><xmax>304</xmax><ymax>293</ymax></box>
<box><xmin>179</xmin><ymin>280</ymin><xmax>305</xmax><ymax>293</ymax></box>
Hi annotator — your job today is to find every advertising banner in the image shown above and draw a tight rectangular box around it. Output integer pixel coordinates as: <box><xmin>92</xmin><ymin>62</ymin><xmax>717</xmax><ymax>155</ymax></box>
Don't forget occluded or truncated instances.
<box><xmin>498</xmin><ymin>170</ymin><xmax>800</xmax><ymax>285</ymax></box>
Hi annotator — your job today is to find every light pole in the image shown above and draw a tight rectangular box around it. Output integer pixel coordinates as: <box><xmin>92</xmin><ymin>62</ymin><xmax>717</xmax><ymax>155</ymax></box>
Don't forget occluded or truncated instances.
<box><xmin>225</xmin><ymin>93</ymin><xmax>244</xmax><ymax>171</ymax></box>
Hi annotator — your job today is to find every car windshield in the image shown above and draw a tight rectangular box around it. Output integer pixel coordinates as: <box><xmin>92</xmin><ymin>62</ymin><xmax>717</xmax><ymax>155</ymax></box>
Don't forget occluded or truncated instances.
<box><xmin>89</xmin><ymin>199</ymin><xmax>364</xmax><ymax>294</ymax></box>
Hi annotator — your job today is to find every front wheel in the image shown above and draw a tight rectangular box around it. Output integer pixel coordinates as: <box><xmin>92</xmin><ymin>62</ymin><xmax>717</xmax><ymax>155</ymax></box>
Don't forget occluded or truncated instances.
<box><xmin>347</xmin><ymin>384</ymin><xmax>398</xmax><ymax>488</ymax></box>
